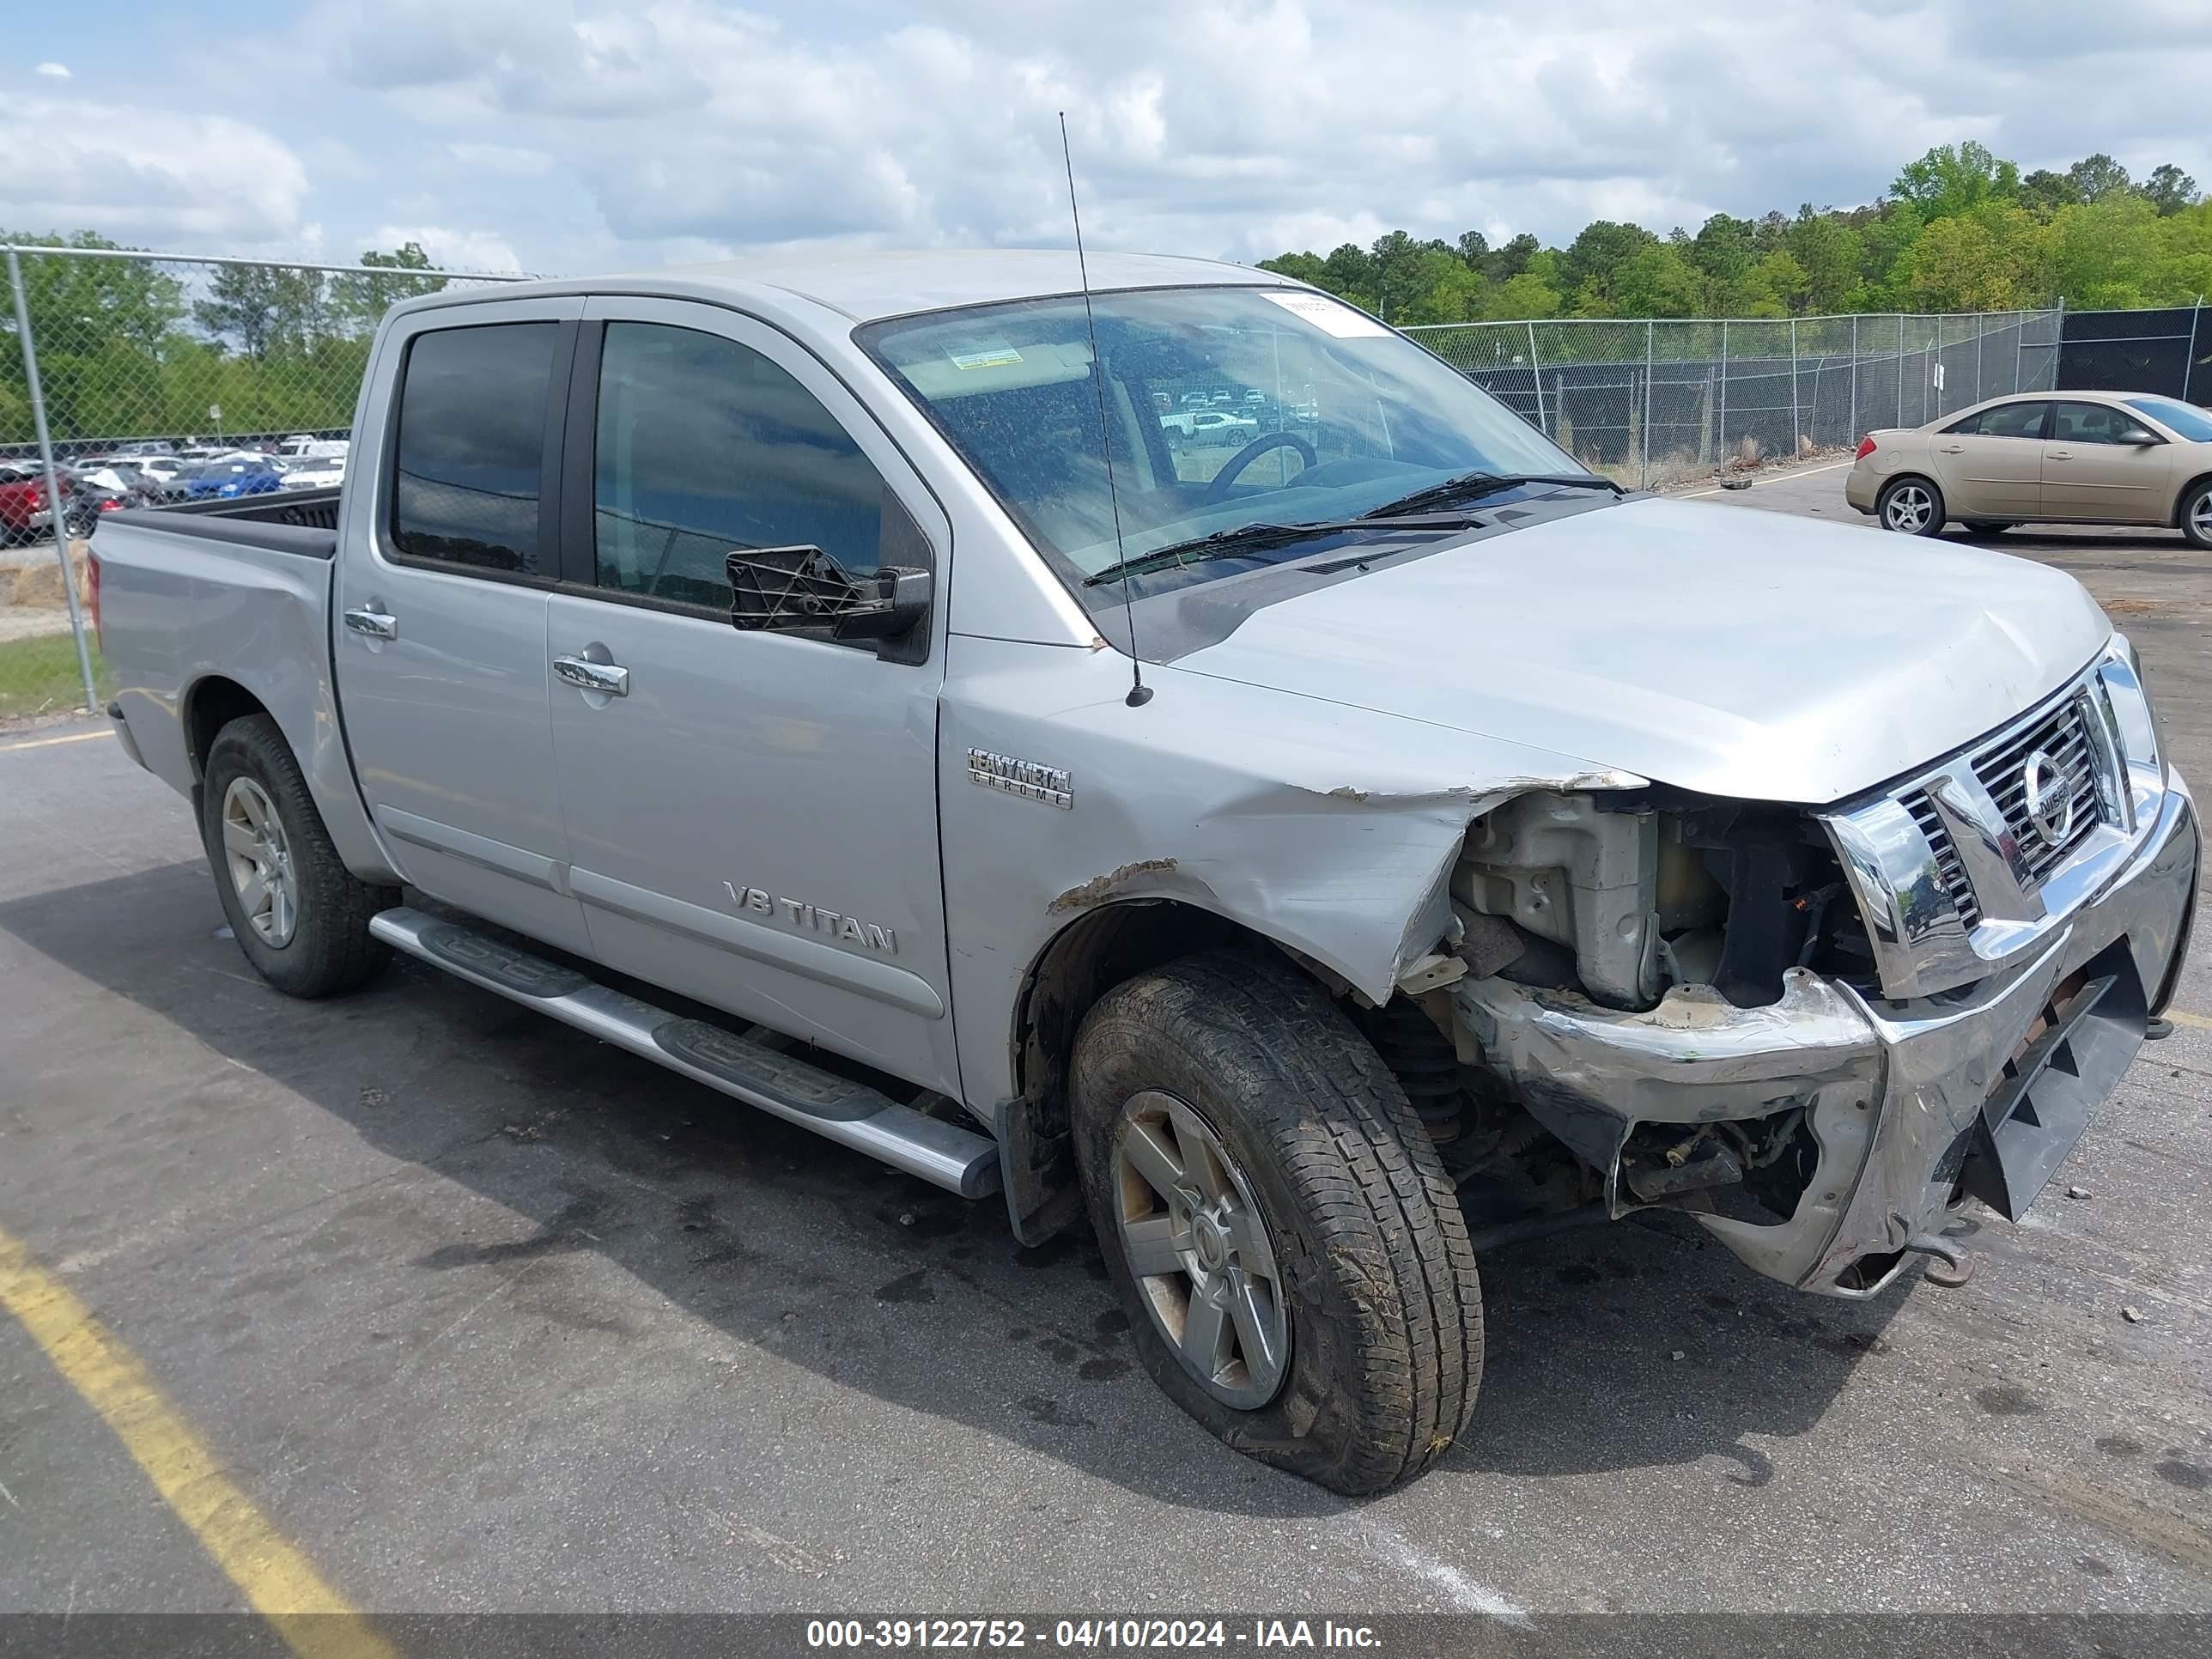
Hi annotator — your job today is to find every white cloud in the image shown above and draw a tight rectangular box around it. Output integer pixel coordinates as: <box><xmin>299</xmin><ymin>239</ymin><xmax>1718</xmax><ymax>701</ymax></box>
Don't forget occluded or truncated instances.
<box><xmin>290</xmin><ymin>0</ymin><xmax>2212</xmax><ymax>268</ymax></box>
<box><xmin>40</xmin><ymin>2</ymin><xmax>2212</xmax><ymax>272</ymax></box>
<box><xmin>365</xmin><ymin>224</ymin><xmax>525</xmax><ymax>273</ymax></box>
<box><xmin>33</xmin><ymin>61</ymin><xmax>70</xmax><ymax>79</ymax></box>
<box><xmin>0</xmin><ymin>96</ymin><xmax>308</xmax><ymax>245</ymax></box>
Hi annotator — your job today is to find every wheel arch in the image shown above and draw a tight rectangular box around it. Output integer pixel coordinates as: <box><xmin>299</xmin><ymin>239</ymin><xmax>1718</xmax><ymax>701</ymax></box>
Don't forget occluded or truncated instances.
<box><xmin>181</xmin><ymin>673</ymin><xmax>273</xmax><ymax>783</ymax></box>
<box><xmin>2172</xmin><ymin>469</ymin><xmax>2212</xmax><ymax>529</ymax></box>
<box><xmin>995</xmin><ymin>897</ymin><xmax>1353</xmax><ymax>1245</ymax></box>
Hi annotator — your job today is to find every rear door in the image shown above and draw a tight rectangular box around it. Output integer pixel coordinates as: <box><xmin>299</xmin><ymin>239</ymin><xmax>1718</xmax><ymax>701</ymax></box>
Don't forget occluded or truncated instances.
<box><xmin>2041</xmin><ymin>401</ymin><xmax>2173</xmax><ymax>522</ymax></box>
<box><xmin>542</xmin><ymin>299</ymin><xmax>959</xmax><ymax>1093</ymax></box>
<box><xmin>1929</xmin><ymin>399</ymin><xmax>2048</xmax><ymax>519</ymax></box>
<box><xmin>334</xmin><ymin>297</ymin><xmax>593</xmax><ymax>953</ymax></box>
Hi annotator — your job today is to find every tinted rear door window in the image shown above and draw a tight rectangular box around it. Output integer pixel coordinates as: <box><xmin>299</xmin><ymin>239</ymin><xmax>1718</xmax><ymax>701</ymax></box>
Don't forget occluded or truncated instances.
<box><xmin>392</xmin><ymin>323</ymin><xmax>556</xmax><ymax>574</ymax></box>
<box><xmin>1978</xmin><ymin>402</ymin><xmax>2049</xmax><ymax>440</ymax></box>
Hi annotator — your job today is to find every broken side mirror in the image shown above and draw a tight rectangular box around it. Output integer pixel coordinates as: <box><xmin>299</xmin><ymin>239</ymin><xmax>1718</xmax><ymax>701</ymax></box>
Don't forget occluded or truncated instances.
<box><xmin>725</xmin><ymin>544</ymin><xmax>931</xmax><ymax>651</ymax></box>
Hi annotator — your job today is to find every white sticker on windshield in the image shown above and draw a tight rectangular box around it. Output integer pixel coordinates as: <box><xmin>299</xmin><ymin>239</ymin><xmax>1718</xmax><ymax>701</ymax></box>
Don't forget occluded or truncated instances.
<box><xmin>950</xmin><ymin>346</ymin><xmax>1024</xmax><ymax>370</ymax></box>
<box><xmin>1255</xmin><ymin>290</ymin><xmax>1390</xmax><ymax>337</ymax></box>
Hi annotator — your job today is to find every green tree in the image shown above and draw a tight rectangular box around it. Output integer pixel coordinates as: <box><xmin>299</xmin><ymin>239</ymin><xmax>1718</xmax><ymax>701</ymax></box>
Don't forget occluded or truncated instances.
<box><xmin>191</xmin><ymin>264</ymin><xmax>332</xmax><ymax>360</ymax></box>
<box><xmin>2066</xmin><ymin>153</ymin><xmax>2134</xmax><ymax>204</ymax></box>
<box><xmin>2142</xmin><ymin>164</ymin><xmax>2201</xmax><ymax>216</ymax></box>
<box><xmin>1892</xmin><ymin>143</ymin><xmax>2018</xmax><ymax>217</ymax></box>
<box><xmin>1559</xmin><ymin>220</ymin><xmax>1660</xmax><ymax>313</ymax></box>
<box><xmin>332</xmin><ymin>241</ymin><xmax>448</xmax><ymax>331</ymax></box>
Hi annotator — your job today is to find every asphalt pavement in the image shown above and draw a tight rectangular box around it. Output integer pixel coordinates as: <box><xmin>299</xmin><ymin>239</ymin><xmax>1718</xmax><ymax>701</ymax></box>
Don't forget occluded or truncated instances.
<box><xmin>2</xmin><ymin>468</ymin><xmax>2209</xmax><ymax>1627</ymax></box>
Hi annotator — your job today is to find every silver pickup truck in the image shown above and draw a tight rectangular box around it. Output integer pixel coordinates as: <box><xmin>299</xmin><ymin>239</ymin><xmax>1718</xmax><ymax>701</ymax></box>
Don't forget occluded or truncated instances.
<box><xmin>92</xmin><ymin>252</ymin><xmax>2198</xmax><ymax>1493</ymax></box>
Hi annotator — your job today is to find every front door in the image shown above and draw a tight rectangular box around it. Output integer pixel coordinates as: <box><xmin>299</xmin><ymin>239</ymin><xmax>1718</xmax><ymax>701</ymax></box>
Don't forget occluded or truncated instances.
<box><xmin>1929</xmin><ymin>399</ymin><xmax>2048</xmax><ymax>519</ymax></box>
<box><xmin>544</xmin><ymin>300</ymin><xmax>958</xmax><ymax>1093</ymax></box>
<box><xmin>2040</xmin><ymin>401</ymin><xmax>2172</xmax><ymax>522</ymax></box>
<box><xmin>334</xmin><ymin>299</ymin><xmax>593</xmax><ymax>953</ymax></box>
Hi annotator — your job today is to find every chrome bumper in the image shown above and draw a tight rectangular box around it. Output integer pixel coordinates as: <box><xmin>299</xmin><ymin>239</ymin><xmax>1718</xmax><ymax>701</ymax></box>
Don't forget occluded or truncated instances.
<box><xmin>1455</xmin><ymin>768</ymin><xmax>2197</xmax><ymax>1297</ymax></box>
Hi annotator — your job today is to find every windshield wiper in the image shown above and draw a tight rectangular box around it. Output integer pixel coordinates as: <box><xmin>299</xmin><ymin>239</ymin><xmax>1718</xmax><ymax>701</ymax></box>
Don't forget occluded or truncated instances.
<box><xmin>1083</xmin><ymin>519</ymin><xmax>1423</xmax><ymax>586</ymax></box>
<box><xmin>1359</xmin><ymin>471</ymin><xmax>1621</xmax><ymax>521</ymax></box>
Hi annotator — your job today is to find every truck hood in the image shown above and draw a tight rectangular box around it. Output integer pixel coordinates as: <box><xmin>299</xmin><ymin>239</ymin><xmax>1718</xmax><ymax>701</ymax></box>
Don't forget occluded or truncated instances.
<box><xmin>1170</xmin><ymin>496</ymin><xmax>2112</xmax><ymax>805</ymax></box>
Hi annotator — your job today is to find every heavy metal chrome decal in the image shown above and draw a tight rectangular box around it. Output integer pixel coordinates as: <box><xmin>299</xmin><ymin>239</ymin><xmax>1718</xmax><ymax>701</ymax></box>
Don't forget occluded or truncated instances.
<box><xmin>2020</xmin><ymin>749</ymin><xmax>2074</xmax><ymax>848</ymax></box>
<box><xmin>723</xmin><ymin>883</ymin><xmax>896</xmax><ymax>953</ymax></box>
<box><xmin>968</xmin><ymin>748</ymin><xmax>1073</xmax><ymax>809</ymax></box>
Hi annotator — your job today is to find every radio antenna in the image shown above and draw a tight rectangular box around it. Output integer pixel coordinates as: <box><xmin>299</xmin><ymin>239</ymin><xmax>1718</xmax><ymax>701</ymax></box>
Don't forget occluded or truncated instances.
<box><xmin>1060</xmin><ymin>112</ymin><xmax>1151</xmax><ymax>708</ymax></box>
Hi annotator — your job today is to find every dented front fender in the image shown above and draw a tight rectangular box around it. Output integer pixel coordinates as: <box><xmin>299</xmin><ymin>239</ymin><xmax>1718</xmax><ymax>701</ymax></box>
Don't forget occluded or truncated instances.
<box><xmin>940</xmin><ymin>635</ymin><xmax>1644</xmax><ymax>1115</ymax></box>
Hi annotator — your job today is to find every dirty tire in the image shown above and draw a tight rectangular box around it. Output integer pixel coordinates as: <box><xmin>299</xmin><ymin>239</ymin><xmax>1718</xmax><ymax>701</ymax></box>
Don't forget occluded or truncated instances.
<box><xmin>200</xmin><ymin>714</ymin><xmax>394</xmax><ymax>998</ymax></box>
<box><xmin>1071</xmin><ymin>950</ymin><xmax>1482</xmax><ymax>1493</ymax></box>
<box><xmin>2182</xmin><ymin>478</ymin><xmax>2212</xmax><ymax>550</ymax></box>
<box><xmin>1877</xmin><ymin>475</ymin><xmax>1945</xmax><ymax>536</ymax></box>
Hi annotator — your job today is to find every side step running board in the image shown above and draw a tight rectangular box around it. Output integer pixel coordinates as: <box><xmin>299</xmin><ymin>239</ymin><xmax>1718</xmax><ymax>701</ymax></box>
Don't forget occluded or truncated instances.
<box><xmin>368</xmin><ymin>906</ymin><xmax>1000</xmax><ymax>1199</ymax></box>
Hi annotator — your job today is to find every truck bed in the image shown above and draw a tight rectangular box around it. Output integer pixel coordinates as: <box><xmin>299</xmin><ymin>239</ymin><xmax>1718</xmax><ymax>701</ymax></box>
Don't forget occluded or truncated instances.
<box><xmin>104</xmin><ymin>486</ymin><xmax>342</xmax><ymax>556</ymax></box>
<box><xmin>94</xmin><ymin>483</ymin><xmax>391</xmax><ymax>884</ymax></box>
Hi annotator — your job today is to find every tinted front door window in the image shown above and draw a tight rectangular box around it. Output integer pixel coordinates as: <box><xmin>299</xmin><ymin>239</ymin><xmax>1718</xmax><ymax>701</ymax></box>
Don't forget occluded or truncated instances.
<box><xmin>593</xmin><ymin>322</ymin><xmax>888</xmax><ymax>610</ymax></box>
<box><xmin>391</xmin><ymin>322</ymin><xmax>556</xmax><ymax>574</ymax></box>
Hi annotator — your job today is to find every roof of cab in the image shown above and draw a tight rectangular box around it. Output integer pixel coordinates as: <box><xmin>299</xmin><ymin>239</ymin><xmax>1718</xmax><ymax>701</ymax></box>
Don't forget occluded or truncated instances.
<box><xmin>416</xmin><ymin>248</ymin><xmax>1293</xmax><ymax>325</ymax></box>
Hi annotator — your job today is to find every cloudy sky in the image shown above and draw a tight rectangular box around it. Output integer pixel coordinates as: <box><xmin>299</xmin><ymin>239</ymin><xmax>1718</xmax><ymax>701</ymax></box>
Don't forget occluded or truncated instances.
<box><xmin>5</xmin><ymin>0</ymin><xmax>2210</xmax><ymax>276</ymax></box>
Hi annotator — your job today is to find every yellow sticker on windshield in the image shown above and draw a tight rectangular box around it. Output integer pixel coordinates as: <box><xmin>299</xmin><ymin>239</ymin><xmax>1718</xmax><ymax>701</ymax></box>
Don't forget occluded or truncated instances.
<box><xmin>1255</xmin><ymin>290</ymin><xmax>1390</xmax><ymax>337</ymax></box>
<box><xmin>950</xmin><ymin>347</ymin><xmax>1024</xmax><ymax>370</ymax></box>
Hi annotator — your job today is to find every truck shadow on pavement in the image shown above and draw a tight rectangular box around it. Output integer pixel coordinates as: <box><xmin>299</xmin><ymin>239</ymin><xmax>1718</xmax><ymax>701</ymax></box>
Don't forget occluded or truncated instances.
<box><xmin>1</xmin><ymin>860</ymin><xmax>1910</xmax><ymax>1514</ymax></box>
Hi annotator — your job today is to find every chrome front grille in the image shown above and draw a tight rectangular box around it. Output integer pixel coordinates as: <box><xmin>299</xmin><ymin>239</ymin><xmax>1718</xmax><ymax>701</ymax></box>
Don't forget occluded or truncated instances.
<box><xmin>1902</xmin><ymin>789</ymin><xmax>1982</xmax><ymax>928</ymax></box>
<box><xmin>1970</xmin><ymin>697</ymin><xmax>2102</xmax><ymax>883</ymax></box>
<box><xmin>1814</xmin><ymin>663</ymin><xmax>2141</xmax><ymax>1000</ymax></box>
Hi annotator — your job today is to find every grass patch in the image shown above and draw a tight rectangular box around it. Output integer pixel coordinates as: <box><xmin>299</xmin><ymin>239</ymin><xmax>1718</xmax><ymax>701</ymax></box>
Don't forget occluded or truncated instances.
<box><xmin>0</xmin><ymin>630</ymin><xmax>112</xmax><ymax>723</ymax></box>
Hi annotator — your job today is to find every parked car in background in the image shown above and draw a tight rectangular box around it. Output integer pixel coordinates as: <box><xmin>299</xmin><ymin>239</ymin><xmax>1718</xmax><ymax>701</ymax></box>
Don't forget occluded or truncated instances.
<box><xmin>0</xmin><ymin>460</ymin><xmax>74</xmax><ymax>544</ymax></box>
<box><xmin>176</xmin><ymin>457</ymin><xmax>286</xmax><ymax>501</ymax></box>
<box><xmin>1159</xmin><ymin>409</ymin><xmax>1261</xmax><ymax>441</ymax></box>
<box><xmin>278</xmin><ymin>454</ymin><xmax>347</xmax><ymax>491</ymax></box>
<box><xmin>1850</xmin><ymin>391</ymin><xmax>2212</xmax><ymax>546</ymax></box>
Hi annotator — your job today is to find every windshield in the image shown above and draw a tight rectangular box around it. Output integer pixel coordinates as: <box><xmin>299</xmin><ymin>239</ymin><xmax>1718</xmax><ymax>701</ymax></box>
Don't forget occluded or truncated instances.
<box><xmin>857</xmin><ymin>285</ymin><xmax>1584</xmax><ymax>587</ymax></box>
<box><xmin>2126</xmin><ymin>396</ymin><xmax>2212</xmax><ymax>443</ymax></box>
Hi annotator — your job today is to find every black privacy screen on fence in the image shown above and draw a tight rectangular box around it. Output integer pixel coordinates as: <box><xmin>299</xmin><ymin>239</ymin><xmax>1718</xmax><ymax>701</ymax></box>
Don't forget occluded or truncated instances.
<box><xmin>2057</xmin><ymin>307</ymin><xmax>2208</xmax><ymax>403</ymax></box>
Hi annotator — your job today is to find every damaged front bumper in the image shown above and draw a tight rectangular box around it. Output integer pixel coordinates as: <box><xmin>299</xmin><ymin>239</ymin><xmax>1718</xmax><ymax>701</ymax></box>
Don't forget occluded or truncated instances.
<box><xmin>1455</xmin><ymin>769</ymin><xmax>2198</xmax><ymax>1297</ymax></box>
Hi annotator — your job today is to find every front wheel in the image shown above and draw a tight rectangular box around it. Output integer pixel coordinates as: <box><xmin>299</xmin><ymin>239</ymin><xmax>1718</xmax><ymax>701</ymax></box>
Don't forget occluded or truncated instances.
<box><xmin>2182</xmin><ymin>479</ymin><xmax>2212</xmax><ymax>550</ymax></box>
<box><xmin>1071</xmin><ymin>951</ymin><xmax>1483</xmax><ymax>1494</ymax></box>
<box><xmin>199</xmin><ymin>714</ymin><xmax>394</xmax><ymax>998</ymax></box>
<box><xmin>1878</xmin><ymin>476</ymin><xmax>1945</xmax><ymax>536</ymax></box>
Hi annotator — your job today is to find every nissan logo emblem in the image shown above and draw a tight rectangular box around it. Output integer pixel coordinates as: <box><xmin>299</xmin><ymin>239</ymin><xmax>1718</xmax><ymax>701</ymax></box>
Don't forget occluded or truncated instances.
<box><xmin>2021</xmin><ymin>750</ymin><xmax>2074</xmax><ymax>846</ymax></box>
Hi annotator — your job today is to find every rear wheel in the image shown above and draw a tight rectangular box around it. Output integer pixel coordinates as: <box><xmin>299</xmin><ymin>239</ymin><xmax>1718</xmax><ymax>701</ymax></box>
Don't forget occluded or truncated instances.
<box><xmin>1878</xmin><ymin>476</ymin><xmax>1945</xmax><ymax>536</ymax></box>
<box><xmin>199</xmin><ymin>714</ymin><xmax>394</xmax><ymax>998</ymax></box>
<box><xmin>1070</xmin><ymin>950</ymin><xmax>1483</xmax><ymax>1494</ymax></box>
<box><xmin>2182</xmin><ymin>479</ymin><xmax>2212</xmax><ymax>550</ymax></box>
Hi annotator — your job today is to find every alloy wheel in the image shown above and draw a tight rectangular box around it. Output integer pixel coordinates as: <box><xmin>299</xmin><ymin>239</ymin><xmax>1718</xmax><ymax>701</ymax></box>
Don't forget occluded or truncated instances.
<box><xmin>221</xmin><ymin>776</ymin><xmax>298</xmax><ymax>947</ymax></box>
<box><xmin>2192</xmin><ymin>491</ymin><xmax>2212</xmax><ymax>543</ymax></box>
<box><xmin>1884</xmin><ymin>483</ymin><xmax>1934</xmax><ymax>532</ymax></box>
<box><xmin>1110</xmin><ymin>1090</ymin><xmax>1291</xmax><ymax>1410</ymax></box>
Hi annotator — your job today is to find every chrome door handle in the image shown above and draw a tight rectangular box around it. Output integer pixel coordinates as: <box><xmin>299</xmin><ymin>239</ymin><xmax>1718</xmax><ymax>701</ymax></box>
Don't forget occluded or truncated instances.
<box><xmin>2047</xmin><ymin>449</ymin><xmax>2073</xmax><ymax>460</ymax></box>
<box><xmin>1938</xmin><ymin>444</ymin><xmax>1964</xmax><ymax>453</ymax></box>
<box><xmin>553</xmin><ymin>655</ymin><xmax>630</xmax><ymax>697</ymax></box>
<box><xmin>343</xmin><ymin>607</ymin><xmax>398</xmax><ymax>640</ymax></box>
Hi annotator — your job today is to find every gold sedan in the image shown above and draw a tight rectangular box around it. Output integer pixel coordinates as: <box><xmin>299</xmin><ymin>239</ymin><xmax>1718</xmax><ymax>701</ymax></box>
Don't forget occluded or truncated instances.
<box><xmin>1845</xmin><ymin>391</ymin><xmax>2212</xmax><ymax>547</ymax></box>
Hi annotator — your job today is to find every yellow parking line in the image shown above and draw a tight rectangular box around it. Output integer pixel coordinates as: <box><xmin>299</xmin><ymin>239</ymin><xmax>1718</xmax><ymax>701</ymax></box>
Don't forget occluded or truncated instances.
<box><xmin>0</xmin><ymin>1221</ymin><xmax>397</xmax><ymax>1659</ymax></box>
<box><xmin>0</xmin><ymin>728</ymin><xmax>111</xmax><ymax>754</ymax></box>
<box><xmin>2169</xmin><ymin>1009</ymin><xmax>2212</xmax><ymax>1032</ymax></box>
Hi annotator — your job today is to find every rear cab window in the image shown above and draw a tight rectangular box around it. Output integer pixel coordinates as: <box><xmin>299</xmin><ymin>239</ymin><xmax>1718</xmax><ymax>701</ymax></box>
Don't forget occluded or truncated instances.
<box><xmin>390</xmin><ymin>322</ymin><xmax>558</xmax><ymax>574</ymax></box>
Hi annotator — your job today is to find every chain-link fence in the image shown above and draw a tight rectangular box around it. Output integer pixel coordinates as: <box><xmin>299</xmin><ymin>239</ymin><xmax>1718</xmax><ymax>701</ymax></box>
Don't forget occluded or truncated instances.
<box><xmin>1403</xmin><ymin>309</ymin><xmax>2063</xmax><ymax>489</ymax></box>
<box><xmin>0</xmin><ymin>244</ymin><xmax>529</xmax><ymax>714</ymax></box>
<box><xmin>1</xmin><ymin>246</ymin><xmax>529</xmax><ymax>465</ymax></box>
